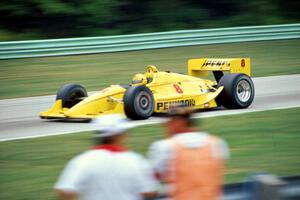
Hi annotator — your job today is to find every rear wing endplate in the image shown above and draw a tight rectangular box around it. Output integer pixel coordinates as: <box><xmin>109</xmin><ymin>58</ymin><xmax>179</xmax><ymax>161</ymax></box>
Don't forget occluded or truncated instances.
<box><xmin>188</xmin><ymin>58</ymin><xmax>251</xmax><ymax>79</ymax></box>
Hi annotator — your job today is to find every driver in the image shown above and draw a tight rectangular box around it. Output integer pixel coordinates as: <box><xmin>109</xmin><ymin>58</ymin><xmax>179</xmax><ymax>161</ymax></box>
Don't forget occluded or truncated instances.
<box><xmin>131</xmin><ymin>73</ymin><xmax>147</xmax><ymax>86</ymax></box>
<box><xmin>131</xmin><ymin>65</ymin><xmax>158</xmax><ymax>86</ymax></box>
<box><xmin>144</xmin><ymin>65</ymin><xmax>158</xmax><ymax>83</ymax></box>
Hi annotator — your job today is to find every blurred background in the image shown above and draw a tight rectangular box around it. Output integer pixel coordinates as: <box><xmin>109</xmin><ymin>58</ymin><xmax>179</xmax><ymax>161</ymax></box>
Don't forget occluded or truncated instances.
<box><xmin>0</xmin><ymin>1</ymin><xmax>300</xmax><ymax>200</ymax></box>
<box><xmin>1</xmin><ymin>0</ymin><xmax>300</xmax><ymax>40</ymax></box>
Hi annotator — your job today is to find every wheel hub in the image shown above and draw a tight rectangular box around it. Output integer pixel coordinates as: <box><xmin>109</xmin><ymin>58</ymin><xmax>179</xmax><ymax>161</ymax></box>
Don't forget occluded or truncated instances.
<box><xmin>236</xmin><ymin>80</ymin><xmax>252</xmax><ymax>102</ymax></box>
<box><xmin>136</xmin><ymin>91</ymin><xmax>151</xmax><ymax>113</ymax></box>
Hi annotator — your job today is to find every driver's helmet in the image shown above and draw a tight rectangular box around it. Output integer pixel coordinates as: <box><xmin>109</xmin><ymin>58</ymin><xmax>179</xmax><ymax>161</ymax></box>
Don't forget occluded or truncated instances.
<box><xmin>146</xmin><ymin>65</ymin><xmax>158</xmax><ymax>73</ymax></box>
<box><xmin>132</xmin><ymin>73</ymin><xmax>147</xmax><ymax>85</ymax></box>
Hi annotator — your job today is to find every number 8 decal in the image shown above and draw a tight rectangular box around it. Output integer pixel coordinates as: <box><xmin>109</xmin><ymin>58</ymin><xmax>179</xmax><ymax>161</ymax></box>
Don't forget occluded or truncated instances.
<box><xmin>173</xmin><ymin>84</ymin><xmax>183</xmax><ymax>94</ymax></box>
<box><xmin>241</xmin><ymin>59</ymin><xmax>245</xmax><ymax>67</ymax></box>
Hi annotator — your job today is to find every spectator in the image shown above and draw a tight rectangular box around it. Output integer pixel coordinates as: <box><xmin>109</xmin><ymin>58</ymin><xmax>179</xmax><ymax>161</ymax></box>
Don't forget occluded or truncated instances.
<box><xmin>148</xmin><ymin>107</ymin><xmax>229</xmax><ymax>200</ymax></box>
<box><xmin>55</xmin><ymin>114</ymin><xmax>158</xmax><ymax>200</ymax></box>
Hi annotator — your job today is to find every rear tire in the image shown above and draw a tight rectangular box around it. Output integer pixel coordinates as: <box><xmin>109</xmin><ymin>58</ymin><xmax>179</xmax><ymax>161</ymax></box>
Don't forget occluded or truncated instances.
<box><xmin>123</xmin><ymin>86</ymin><xmax>154</xmax><ymax>120</ymax></box>
<box><xmin>56</xmin><ymin>84</ymin><xmax>87</xmax><ymax>108</ymax></box>
<box><xmin>217</xmin><ymin>74</ymin><xmax>255</xmax><ymax>109</ymax></box>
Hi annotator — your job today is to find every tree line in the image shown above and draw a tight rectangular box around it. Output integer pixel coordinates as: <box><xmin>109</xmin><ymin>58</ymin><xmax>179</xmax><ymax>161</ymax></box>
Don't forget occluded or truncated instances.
<box><xmin>1</xmin><ymin>0</ymin><xmax>299</xmax><ymax>40</ymax></box>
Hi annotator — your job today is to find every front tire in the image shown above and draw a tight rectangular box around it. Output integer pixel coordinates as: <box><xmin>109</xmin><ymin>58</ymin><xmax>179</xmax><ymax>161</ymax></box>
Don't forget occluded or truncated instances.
<box><xmin>123</xmin><ymin>86</ymin><xmax>154</xmax><ymax>120</ymax></box>
<box><xmin>217</xmin><ymin>74</ymin><xmax>255</xmax><ymax>109</ymax></box>
<box><xmin>56</xmin><ymin>84</ymin><xmax>87</xmax><ymax>108</ymax></box>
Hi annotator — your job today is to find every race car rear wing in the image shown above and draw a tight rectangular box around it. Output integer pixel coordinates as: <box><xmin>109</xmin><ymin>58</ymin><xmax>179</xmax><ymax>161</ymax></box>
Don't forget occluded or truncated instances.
<box><xmin>188</xmin><ymin>58</ymin><xmax>251</xmax><ymax>82</ymax></box>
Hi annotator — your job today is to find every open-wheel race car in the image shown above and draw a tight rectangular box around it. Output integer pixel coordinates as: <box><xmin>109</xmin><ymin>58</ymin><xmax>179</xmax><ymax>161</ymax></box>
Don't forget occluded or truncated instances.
<box><xmin>40</xmin><ymin>58</ymin><xmax>255</xmax><ymax>120</ymax></box>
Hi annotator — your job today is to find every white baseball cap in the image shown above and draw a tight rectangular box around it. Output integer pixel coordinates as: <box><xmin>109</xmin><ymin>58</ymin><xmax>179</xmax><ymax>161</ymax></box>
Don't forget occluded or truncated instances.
<box><xmin>92</xmin><ymin>114</ymin><xmax>136</xmax><ymax>137</ymax></box>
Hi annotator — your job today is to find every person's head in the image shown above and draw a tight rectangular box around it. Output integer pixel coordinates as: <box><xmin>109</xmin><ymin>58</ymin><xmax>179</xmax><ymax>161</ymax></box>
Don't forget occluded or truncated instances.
<box><xmin>92</xmin><ymin>114</ymin><xmax>135</xmax><ymax>145</ymax></box>
<box><xmin>132</xmin><ymin>73</ymin><xmax>147</xmax><ymax>86</ymax></box>
<box><xmin>165</xmin><ymin>106</ymin><xmax>195</xmax><ymax>137</ymax></box>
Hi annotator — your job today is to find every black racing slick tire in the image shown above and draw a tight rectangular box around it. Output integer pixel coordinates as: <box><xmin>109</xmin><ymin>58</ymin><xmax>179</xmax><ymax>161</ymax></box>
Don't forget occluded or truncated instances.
<box><xmin>123</xmin><ymin>86</ymin><xmax>154</xmax><ymax>120</ymax></box>
<box><xmin>56</xmin><ymin>84</ymin><xmax>88</xmax><ymax>108</ymax></box>
<box><xmin>217</xmin><ymin>73</ymin><xmax>255</xmax><ymax>109</ymax></box>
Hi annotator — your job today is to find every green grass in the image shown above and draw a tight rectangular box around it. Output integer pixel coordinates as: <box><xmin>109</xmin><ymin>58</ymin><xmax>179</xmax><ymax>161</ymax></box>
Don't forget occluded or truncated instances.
<box><xmin>0</xmin><ymin>108</ymin><xmax>300</xmax><ymax>200</ymax></box>
<box><xmin>1</xmin><ymin>39</ymin><xmax>300</xmax><ymax>99</ymax></box>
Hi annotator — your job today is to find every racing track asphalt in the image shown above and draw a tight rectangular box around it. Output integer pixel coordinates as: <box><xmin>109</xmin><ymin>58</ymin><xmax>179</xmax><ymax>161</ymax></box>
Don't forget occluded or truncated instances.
<box><xmin>1</xmin><ymin>74</ymin><xmax>300</xmax><ymax>142</ymax></box>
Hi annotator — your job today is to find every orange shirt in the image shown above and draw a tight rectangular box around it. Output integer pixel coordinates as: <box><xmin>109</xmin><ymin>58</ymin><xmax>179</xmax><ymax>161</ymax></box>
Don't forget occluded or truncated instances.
<box><xmin>166</xmin><ymin>135</ymin><xmax>225</xmax><ymax>200</ymax></box>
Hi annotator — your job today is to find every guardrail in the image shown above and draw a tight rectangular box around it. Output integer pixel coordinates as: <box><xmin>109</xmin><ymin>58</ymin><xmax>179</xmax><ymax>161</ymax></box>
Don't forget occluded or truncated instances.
<box><xmin>0</xmin><ymin>23</ymin><xmax>300</xmax><ymax>59</ymax></box>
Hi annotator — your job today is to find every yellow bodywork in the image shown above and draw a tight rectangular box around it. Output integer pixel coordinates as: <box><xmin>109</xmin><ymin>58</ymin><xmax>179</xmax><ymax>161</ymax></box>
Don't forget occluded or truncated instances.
<box><xmin>40</xmin><ymin>85</ymin><xmax>126</xmax><ymax>119</ymax></box>
<box><xmin>40</xmin><ymin>58</ymin><xmax>251</xmax><ymax>120</ymax></box>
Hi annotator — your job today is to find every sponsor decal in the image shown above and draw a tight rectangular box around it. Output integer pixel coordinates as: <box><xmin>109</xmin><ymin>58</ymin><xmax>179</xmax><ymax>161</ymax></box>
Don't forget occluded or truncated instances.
<box><xmin>156</xmin><ymin>99</ymin><xmax>196</xmax><ymax>110</ymax></box>
<box><xmin>201</xmin><ymin>60</ymin><xmax>230</xmax><ymax>68</ymax></box>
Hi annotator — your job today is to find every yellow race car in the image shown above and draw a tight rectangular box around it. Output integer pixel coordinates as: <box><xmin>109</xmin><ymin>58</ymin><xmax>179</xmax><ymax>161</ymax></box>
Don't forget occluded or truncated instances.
<box><xmin>40</xmin><ymin>58</ymin><xmax>254</xmax><ymax>120</ymax></box>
